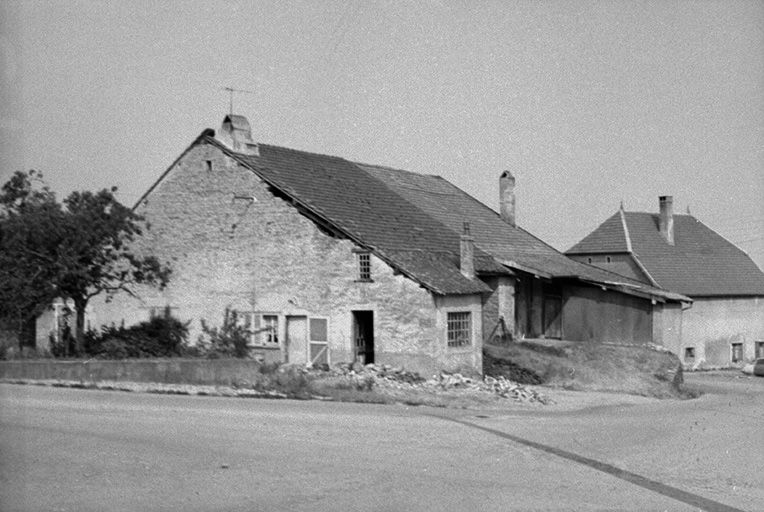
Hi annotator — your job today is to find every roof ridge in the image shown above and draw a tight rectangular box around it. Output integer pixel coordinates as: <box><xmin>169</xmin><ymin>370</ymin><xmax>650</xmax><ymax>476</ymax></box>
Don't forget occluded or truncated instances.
<box><xmin>619</xmin><ymin>207</ymin><xmax>633</xmax><ymax>253</ymax></box>
<box><xmin>256</xmin><ymin>142</ymin><xmax>348</xmax><ymax>161</ymax></box>
<box><xmin>353</xmin><ymin>160</ymin><xmax>440</xmax><ymax>177</ymax></box>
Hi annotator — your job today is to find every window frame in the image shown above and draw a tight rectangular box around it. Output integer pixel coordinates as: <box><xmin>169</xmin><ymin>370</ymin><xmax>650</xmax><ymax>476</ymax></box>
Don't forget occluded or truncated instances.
<box><xmin>446</xmin><ymin>311</ymin><xmax>472</xmax><ymax>348</ymax></box>
<box><xmin>756</xmin><ymin>341</ymin><xmax>764</xmax><ymax>359</ymax></box>
<box><xmin>731</xmin><ymin>342</ymin><xmax>743</xmax><ymax>363</ymax></box>
<box><xmin>148</xmin><ymin>306</ymin><xmax>179</xmax><ymax>320</ymax></box>
<box><xmin>238</xmin><ymin>311</ymin><xmax>280</xmax><ymax>348</ymax></box>
<box><xmin>353</xmin><ymin>249</ymin><xmax>373</xmax><ymax>282</ymax></box>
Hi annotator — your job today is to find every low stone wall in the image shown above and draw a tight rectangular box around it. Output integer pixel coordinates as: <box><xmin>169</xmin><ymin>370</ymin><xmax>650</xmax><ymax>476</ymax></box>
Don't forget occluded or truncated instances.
<box><xmin>0</xmin><ymin>357</ymin><xmax>283</xmax><ymax>386</ymax></box>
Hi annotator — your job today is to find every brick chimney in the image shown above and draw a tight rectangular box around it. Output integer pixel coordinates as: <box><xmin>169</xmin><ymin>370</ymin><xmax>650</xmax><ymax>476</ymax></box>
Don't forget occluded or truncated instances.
<box><xmin>217</xmin><ymin>114</ymin><xmax>259</xmax><ymax>155</ymax></box>
<box><xmin>499</xmin><ymin>170</ymin><xmax>516</xmax><ymax>226</ymax></box>
<box><xmin>659</xmin><ymin>195</ymin><xmax>674</xmax><ymax>245</ymax></box>
<box><xmin>460</xmin><ymin>221</ymin><xmax>475</xmax><ymax>279</ymax></box>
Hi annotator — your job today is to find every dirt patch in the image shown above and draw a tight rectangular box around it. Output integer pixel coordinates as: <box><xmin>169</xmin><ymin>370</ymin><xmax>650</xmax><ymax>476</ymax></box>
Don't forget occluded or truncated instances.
<box><xmin>484</xmin><ymin>341</ymin><xmax>685</xmax><ymax>398</ymax></box>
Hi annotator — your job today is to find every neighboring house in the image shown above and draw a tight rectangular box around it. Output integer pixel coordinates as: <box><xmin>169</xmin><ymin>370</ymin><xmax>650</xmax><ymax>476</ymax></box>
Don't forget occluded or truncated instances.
<box><xmin>567</xmin><ymin>196</ymin><xmax>764</xmax><ymax>367</ymax></box>
<box><xmin>92</xmin><ymin>115</ymin><xmax>689</xmax><ymax>375</ymax></box>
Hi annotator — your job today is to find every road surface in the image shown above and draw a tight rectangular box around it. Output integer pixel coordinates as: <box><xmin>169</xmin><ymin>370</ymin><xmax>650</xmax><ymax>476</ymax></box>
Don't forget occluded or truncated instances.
<box><xmin>1</xmin><ymin>373</ymin><xmax>761</xmax><ymax>511</ymax></box>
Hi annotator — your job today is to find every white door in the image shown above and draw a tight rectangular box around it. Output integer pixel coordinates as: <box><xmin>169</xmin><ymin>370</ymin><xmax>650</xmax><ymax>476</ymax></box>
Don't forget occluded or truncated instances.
<box><xmin>286</xmin><ymin>316</ymin><xmax>307</xmax><ymax>364</ymax></box>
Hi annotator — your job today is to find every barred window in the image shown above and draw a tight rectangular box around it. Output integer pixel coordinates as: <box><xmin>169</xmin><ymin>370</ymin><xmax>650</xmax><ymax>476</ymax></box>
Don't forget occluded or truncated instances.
<box><xmin>357</xmin><ymin>252</ymin><xmax>372</xmax><ymax>281</ymax></box>
<box><xmin>447</xmin><ymin>312</ymin><xmax>471</xmax><ymax>347</ymax></box>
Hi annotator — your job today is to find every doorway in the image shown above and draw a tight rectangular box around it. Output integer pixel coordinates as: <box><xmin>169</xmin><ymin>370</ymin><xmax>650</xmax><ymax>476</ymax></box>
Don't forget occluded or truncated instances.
<box><xmin>352</xmin><ymin>311</ymin><xmax>374</xmax><ymax>365</ymax></box>
<box><xmin>285</xmin><ymin>315</ymin><xmax>307</xmax><ymax>364</ymax></box>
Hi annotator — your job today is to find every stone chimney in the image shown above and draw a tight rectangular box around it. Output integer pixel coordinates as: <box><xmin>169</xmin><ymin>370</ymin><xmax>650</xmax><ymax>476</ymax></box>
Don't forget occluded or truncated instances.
<box><xmin>217</xmin><ymin>114</ymin><xmax>259</xmax><ymax>155</ymax></box>
<box><xmin>460</xmin><ymin>221</ymin><xmax>475</xmax><ymax>279</ymax></box>
<box><xmin>499</xmin><ymin>170</ymin><xmax>516</xmax><ymax>226</ymax></box>
<box><xmin>659</xmin><ymin>195</ymin><xmax>674</xmax><ymax>245</ymax></box>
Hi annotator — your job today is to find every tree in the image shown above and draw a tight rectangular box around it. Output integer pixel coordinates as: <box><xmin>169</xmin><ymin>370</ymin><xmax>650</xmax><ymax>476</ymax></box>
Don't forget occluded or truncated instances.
<box><xmin>0</xmin><ymin>171</ymin><xmax>171</xmax><ymax>354</ymax></box>
<box><xmin>0</xmin><ymin>171</ymin><xmax>62</xmax><ymax>348</ymax></box>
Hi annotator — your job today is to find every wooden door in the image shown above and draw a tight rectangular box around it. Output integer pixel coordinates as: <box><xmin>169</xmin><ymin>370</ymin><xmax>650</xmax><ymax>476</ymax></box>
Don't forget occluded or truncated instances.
<box><xmin>285</xmin><ymin>316</ymin><xmax>307</xmax><ymax>364</ymax></box>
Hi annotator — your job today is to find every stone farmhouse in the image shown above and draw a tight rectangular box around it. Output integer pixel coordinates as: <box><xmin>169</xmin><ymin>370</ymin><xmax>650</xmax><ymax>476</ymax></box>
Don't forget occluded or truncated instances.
<box><xmin>567</xmin><ymin>196</ymin><xmax>764</xmax><ymax>368</ymax></box>
<box><xmin>92</xmin><ymin>115</ymin><xmax>690</xmax><ymax>375</ymax></box>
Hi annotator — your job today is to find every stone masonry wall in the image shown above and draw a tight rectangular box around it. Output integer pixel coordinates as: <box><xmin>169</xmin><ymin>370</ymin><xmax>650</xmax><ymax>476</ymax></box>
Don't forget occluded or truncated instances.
<box><xmin>92</xmin><ymin>141</ymin><xmax>481</xmax><ymax>375</ymax></box>
<box><xmin>681</xmin><ymin>296</ymin><xmax>764</xmax><ymax>367</ymax></box>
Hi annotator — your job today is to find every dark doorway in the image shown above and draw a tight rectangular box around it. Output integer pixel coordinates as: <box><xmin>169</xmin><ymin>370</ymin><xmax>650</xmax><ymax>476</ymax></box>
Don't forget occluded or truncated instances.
<box><xmin>352</xmin><ymin>310</ymin><xmax>374</xmax><ymax>365</ymax></box>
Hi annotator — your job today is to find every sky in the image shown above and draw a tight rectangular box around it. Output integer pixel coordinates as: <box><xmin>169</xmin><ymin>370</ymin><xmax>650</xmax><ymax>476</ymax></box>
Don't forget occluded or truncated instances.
<box><xmin>2</xmin><ymin>0</ymin><xmax>763</xmax><ymax>270</ymax></box>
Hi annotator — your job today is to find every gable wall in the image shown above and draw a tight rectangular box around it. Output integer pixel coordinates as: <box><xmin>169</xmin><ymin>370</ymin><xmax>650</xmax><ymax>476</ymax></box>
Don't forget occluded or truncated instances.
<box><xmin>568</xmin><ymin>253</ymin><xmax>648</xmax><ymax>283</ymax></box>
<box><xmin>681</xmin><ymin>296</ymin><xmax>764</xmax><ymax>367</ymax></box>
<box><xmin>92</xmin><ymin>142</ymin><xmax>482</xmax><ymax>374</ymax></box>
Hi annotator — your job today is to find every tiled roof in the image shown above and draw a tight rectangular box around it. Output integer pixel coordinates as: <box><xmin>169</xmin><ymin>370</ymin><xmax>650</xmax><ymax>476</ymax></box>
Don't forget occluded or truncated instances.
<box><xmin>196</xmin><ymin>133</ymin><xmax>687</xmax><ymax>301</ymax></box>
<box><xmin>356</xmin><ymin>163</ymin><xmax>679</xmax><ymax>292</ymax></box>
<box><xmin>567</xmin><ymin>212</ymin><xmax>629</xmax><ymax>254</ymax></box>
<box><xmin>228</xmin><ymin>142</ymin><xmax>497</xmax><ymax>295</ymax></box>
<box><xmin>568</xmin><ymin>211</ymin><xmax>764</xmax><ymax>296</ymax></box>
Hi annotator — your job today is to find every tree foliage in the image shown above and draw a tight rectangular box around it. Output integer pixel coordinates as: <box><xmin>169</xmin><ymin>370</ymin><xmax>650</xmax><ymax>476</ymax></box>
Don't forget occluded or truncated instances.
<box><xmin>0</xmin><ymin>170</ymin><xmax>171</xmax><ymax>353</ymax></box>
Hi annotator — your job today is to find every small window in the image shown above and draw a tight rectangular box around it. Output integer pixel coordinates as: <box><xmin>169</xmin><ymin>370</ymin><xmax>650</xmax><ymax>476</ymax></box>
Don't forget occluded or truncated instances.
<box><xmin>587</xmin><ymin>257</ymin><xmax>592</xmax><ymax>264</ymax></box>
<box><xmin>447</xmin><ymin>312</ymin><xmax>472</xmax><ymax>348</ymax></box>
<box><xmin>731</xmin><ymin>343</ymin><xmax>743</xmax><ymax>363</ymax></box>
<box><xmin>205</xmin><ymin>160</ymin><xmax>213</xmax><ymax>172</ymax></box>
<box><xmin>261</xmin><ymin>315</ymin><xmax>279</xmax><ymax>344</ymax></box>
<box><xmin>149</xmin><ymin>306</ymin><xmax>178</xmax><ymax>320</ymax></box>
<box><xmin>756</xmin><ymin>342</ymin><xmax>764</xmax><ymax>359</ymax></box>
<box><xmin>684</xmin><ymin>347</ymin><xmax>695</xmax><ymax>361</ymax></box>
<box><xmin>238</xmin><ymin>312</ymin><xmax>279</xmax><ymax>347</ymax></box>
<box><xmin>356</xmin><ymin>252</ymin><xmax>372</xmax><ymax>281</ymax></box>
<box><xmin>606</xmin><ymin>256</ymin><xmax>612</xmax><ymax>263</ymax></box>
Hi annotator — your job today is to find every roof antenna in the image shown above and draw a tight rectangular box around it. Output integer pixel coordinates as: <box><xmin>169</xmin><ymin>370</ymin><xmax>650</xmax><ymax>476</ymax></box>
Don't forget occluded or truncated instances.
<box><xmin>221</xmin><ymin>86</ymin><xmax>256</xmax><ymax>116</ymax></box>
<box><xmin>619</xmin><ymin>199</ymin><xmax>625</xmax><ymax>211</ymax></box>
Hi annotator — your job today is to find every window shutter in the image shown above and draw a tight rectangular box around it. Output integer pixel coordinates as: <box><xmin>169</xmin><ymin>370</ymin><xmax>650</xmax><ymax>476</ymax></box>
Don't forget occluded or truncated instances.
<box><xmin>253</xmin><ymin>314</ymin><xmax>261</xmax><ymax>344</ymax></box>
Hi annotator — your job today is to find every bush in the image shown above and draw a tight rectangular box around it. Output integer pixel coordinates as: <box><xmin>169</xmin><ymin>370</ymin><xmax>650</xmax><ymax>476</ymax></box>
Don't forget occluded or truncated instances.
<box><xmin>197</xmin><ymin>308</ymin><xmax>251</xmax><ymax>358</ymax></box>
<box><xmin>65</xmin><ymin>311</ymin><xmax>190</xmax><ymax>359</ymax></box>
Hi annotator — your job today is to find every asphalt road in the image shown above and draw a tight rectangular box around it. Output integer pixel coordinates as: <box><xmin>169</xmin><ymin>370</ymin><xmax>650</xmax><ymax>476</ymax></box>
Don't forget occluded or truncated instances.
<box><xmin>0</xmin><ymin>373</ymin><xmax>761</xmax><ymax>511</ymax></box>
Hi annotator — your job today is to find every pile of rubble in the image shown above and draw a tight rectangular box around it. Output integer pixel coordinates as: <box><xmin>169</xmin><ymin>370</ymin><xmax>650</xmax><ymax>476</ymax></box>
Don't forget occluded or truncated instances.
<box><xmin>322</xmin><ymin>363</ymin><xmax>550</xmax><ymax>404</ymax></box>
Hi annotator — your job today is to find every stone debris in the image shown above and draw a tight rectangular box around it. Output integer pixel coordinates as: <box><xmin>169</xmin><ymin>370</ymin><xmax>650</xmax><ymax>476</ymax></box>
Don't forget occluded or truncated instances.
<box><xmin>316</xmin><ymin>363</ymin><xmax>550</xmax><ymax>404</ymax></box>
<box><xmin>3</xmin><ymin>363</ymin><xmax>552</xmax><ymax>405</ymax></box>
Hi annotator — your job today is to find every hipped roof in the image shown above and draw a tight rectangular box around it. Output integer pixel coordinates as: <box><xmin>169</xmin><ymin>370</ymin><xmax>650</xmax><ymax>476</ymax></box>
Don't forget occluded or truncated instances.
<box><xmin>568</xmin><ymin>210</ymin><xmax>764</xmax><ymax>296</ymax></box>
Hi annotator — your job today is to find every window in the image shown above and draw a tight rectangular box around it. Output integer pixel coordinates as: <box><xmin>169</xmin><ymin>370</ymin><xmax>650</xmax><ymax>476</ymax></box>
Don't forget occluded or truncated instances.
<box><xmin>447</xmin><ymin>312</ymin><xmax>472</xmax><ymax>348</ymax></box>
<box><xmin>261</xmin><ymin>315</ymin><xmax>279</xmax><ymax>344</ymax></box>
<box><xmin>205</xmin><ymin>160</ymin><xmax>213</xmax><ymax>172</ymax></box>
<box><xmin>356</xmin><ymin>251</ymin><xmax>372</xmax><ymax>281</ymax></box>
<box><xmin>148</xmin><ymin>306</ymin><xmax>178</xmax><ymax>320</ymax></box>
<box><xmin>309</xmin><ymin>317</ymin><xmax>329</xmax><ymax>365</ymax></box>
<box><xmin>731</xmin><ymin>343</ymin><xmax>743</xmax><ymax>363</ymax></box>
<box><xmin>756</xmin><ymin>342</ymin><xmax>764</xmax><ymax>359</ymax></box>
<box><xmin>684</xmin><ymin>347</ymin><xmax>695</xmax><ymax>362</ymax></box>
<box><xmin>587</xmin><ymin>257</ymin><xmax>592</xmax><ymax>264</ymax></box>
<box><xmin>238</xmin><ymin>312</ymin><xmax>279</xmax><ymax>347</ymax></box>
<box><xmin>606</xmin><ymin>256</ymin><xmax>612</xmax><ymax>263</ymax></box>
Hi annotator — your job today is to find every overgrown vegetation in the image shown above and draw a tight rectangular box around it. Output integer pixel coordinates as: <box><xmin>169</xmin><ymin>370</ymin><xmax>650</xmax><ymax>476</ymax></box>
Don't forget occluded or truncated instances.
<box><xmin>484</xmin><ymin>341</ymin><xmax>686</xmax><ymax>398</ymax></box>
<box><xmin>49</xmin><ymin>312</ymin><xmax>190</xmax><ymax>359</ymax></box>
<box><xmin>198</xmin><ymin>308</ymin><xmax>251</xmax><ymax>358</ymax></box>
<box><xmin>0</xmin><ymin>170</ymin><xmax>171</xmax><ymax>354</ymax></box>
